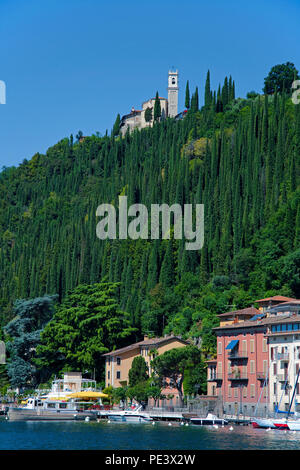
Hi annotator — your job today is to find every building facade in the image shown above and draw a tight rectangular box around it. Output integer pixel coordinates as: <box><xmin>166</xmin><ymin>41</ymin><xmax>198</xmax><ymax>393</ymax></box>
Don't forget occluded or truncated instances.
<box><xmin>120</xmin><ymin>70</ymin><xmax>179</xmax><ymax>135</ymax></box>
<box><xmin>103</xmin><ymin>335</ymin><xmax>188</xmax><ymax>388</ymax></box>
<box><xmin>207</xmin><ymin>297</ymin><xmax>300</xmax><ymax>416</ymax></box>
<box><xmin>167</xmin><ymin>69</ymin><xmax>179</xmax><ymax>118</ymax></box>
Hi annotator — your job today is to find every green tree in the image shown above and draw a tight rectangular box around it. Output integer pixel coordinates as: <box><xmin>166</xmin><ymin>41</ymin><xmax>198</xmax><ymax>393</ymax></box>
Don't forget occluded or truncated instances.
<box><xmin>151</xmin><ymin>345</ymin><xmax>202</xmax><ymax>406</ymax></box>
<box><xmin>35</xmin><ymin>282</ymin><xmax>136</xmax><ymax>380</ymax></box>
<box><xmin>185</xmin><ymin>81</ymin><xmax>190</xmax><ymax>109</ymax></box>
<box><xmin>263</xmin><ymin>62</ymin><xmax>299</xmax><ymax>94</ymax></box>
<box><xmin>154</xmin><ymin>92</ymin><xmax>161</xmax><ymax>121</ymax></box>
<box><xmin>128</xmin><ymin>356</ymin><xmax>149</xmax><ymax>386</ymax></box>
<box><xmin>4</xmin><ymin>295</ymin><xmax>57</xmax><ymax>388</ymax></box>
<box><xmin>144</xmin><ymin>107</ymin><xmax>152</xmax><ymax>123</ymax></box>
<box><xmin>112</xmin><ymin>114</ymin><xmax>121</xmax><ymax>137</ymax></box>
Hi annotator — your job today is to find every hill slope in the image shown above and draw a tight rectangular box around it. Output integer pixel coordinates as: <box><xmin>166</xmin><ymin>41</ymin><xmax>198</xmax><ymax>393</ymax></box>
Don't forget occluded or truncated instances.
<box><xmin>0</xmin><ymin>84</ymin><xmax>299</xmax><ymax>355</ymax></box>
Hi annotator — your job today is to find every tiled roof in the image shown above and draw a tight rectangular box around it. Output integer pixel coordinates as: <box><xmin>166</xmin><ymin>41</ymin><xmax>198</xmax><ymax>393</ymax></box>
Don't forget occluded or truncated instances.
<box><xmin>102</xmin><ymin>336</ymin><xmax>189</xmax><ymax>357</ymax></box>
<box><xmin>255</xmin><ymin>296</ymin><xmax>296</xmax><ymax>303</ymax></box>
<box><xmin>218</xmin><ymin>307</ymin><xmax>259</xmax><ymax>317</ymax></box>
<box><xmin>214</xmin><ymin>314</ymin><xmax>300</xmax><ymax>331</ymax></box>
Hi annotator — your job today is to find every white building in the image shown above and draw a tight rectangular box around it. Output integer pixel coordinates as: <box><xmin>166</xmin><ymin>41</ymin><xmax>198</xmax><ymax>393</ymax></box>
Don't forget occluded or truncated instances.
<box><xmin>266</xmin><ymin>301</ymin><xmax>300</xmax><ymax>414</ymax></box>
<box><xmin>120</xmin><ymin>70</ymin><xmax>179</xmax><ymax>136</ymax></box>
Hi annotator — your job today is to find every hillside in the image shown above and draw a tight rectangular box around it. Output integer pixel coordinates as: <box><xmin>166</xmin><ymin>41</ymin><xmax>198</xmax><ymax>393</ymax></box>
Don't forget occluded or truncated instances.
<box><xmin>0</xmin><ymin>74</ymin><xmax>299</xmax><ymax>363</ymax></box>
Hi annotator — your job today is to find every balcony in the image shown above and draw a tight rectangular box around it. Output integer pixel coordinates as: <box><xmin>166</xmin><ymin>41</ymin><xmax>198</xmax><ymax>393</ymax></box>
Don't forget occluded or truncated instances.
<box><xmin>277</xmin><ymin>374</ymin><xmax>289</xmax><ymax>382</ymax></box>
<box><xmin>228</xmin><ymin>372</ymin><xmax>248</xmax><ymax>381</ymax></box>
<box><xmin>276</xmin><ymin>352</ymin><xmax>289</xmax><ymax>362</ymax></box>
<box><xmin>256</xmin><ymin>372</ymin><xmax>268</xmax><ymax>381</ymax></box>
<box><xmin>228</xmin><ymin>350</ymin><xmax>248</xmax><ymax>360</ymax></box>
<box><xmin>207</xmin><ymin>373</ymin><xmax>223</xmax><ymax>382</ymax></box>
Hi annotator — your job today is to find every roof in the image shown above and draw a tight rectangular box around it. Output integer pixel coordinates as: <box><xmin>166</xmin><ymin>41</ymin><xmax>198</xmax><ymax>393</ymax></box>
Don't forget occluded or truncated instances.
<box><xmin>272</xmin><ymin>300</ymin><xmax>300</xmax><ymax>306</ymax></box>
<box><xmin>218</xmin><ymin>307</ymin><xmax>260</xmax><ymax>318</ymax></box>
<box><xmin>214</xmin><ymin>313</ymin><xmax>300</xmax><ymax>332</ymax></box>
<box><xmin>102</xmin><ymin>335</ymin><xmax>189</xmax><ymax>357</ymax></box>
<box><xmin>255</xmin><ymin>296</ymin><xmax>296</xmax><ymax>303</ymax></box>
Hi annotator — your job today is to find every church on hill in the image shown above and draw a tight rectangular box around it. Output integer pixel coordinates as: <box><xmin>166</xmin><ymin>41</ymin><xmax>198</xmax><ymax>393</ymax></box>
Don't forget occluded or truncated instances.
<box><xmin>120</xmin><ymin>70</ymin><xmax>179</xmax><ymax>136</ymax></box>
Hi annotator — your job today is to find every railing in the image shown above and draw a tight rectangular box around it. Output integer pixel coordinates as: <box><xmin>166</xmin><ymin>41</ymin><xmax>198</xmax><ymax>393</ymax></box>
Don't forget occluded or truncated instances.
<box><xmin>228</xmin><ymin>373</ymin><xmax>248</xmax><ymax>380</ymax></box>
<box><xmin>256</xmin><ymin>372</ymin><xmax>268</xmax><ymax>381</ymax></box>
<box><xmin>207</xmin><ymin>373</ymin><xmax>223</xmax><ymax>381</ymax></box>
<box><xmin>228</xmin><ymin>350</ymin><xmax>248</xmax><ymax>359</ymax></box>
<box><xmin>276</xmin><ymin>352</ymin><xmax>289</xmax><ymax>361</ymax></box>
<box><xmin>277</xmin><ymin>374</ymin><xmax>289</xmax><ymax>382</ymax></box>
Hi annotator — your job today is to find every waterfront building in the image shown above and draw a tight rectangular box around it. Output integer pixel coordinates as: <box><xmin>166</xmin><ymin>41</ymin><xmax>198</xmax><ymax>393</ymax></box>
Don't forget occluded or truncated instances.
<box><xmin>207</xmin><ymin>297</ymin><xmax>300</xmax><ymax>416</ymax></box>
<box><xmin>265</xmin><ymin>300</ymin><xmax>300</xmax><ymax>414</ymax></box>
<box><xmin>103</xmin><ymin>335</ymin><xmax>189</xmax><ymax>406</ymax></box>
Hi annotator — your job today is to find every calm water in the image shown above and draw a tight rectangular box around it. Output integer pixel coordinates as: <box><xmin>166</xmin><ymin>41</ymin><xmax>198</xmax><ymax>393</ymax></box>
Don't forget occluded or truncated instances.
<box><xmin>1</xmin><ymin>419</ymin><xmax>300</xmax><ymax>450</ymax></box>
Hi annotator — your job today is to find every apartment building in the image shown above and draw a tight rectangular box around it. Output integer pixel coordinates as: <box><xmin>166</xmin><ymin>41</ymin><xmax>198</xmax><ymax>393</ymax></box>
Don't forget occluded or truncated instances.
<box><xmin>207</xmin><ymin>297</ymin><xmax>300</xmax><ymax>416</ymax></box>
<box><xmin>103</xmin><ymin>335</ymin><xmax>189</xmax><ymax>406</ymax></box>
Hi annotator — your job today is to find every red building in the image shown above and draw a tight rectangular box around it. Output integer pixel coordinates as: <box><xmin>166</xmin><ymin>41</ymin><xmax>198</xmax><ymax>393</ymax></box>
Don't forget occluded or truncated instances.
<box><xmin>207</xmin><ymin>306</ymin><xmax>270</xmax><ymax>416</ymax></box>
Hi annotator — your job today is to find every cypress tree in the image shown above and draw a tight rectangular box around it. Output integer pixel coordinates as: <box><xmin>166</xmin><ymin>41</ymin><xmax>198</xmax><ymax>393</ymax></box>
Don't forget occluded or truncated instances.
<box><xmin>185</xmin><ymin>80</ymin><xmax>190</xmax><ymax>109</ymax></box>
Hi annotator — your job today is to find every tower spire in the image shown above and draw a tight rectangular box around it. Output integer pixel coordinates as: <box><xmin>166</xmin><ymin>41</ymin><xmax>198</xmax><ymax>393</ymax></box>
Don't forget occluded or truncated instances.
<box><xmin>167</xmin><ymin>70</ymin><xmax>179</xmax><ymax>117</ymax></box>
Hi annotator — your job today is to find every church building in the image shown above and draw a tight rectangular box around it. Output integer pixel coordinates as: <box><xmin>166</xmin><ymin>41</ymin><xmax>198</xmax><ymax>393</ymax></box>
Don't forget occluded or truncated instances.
<box><xmin>120</xmin><ymin>70</ymin><xmax>179</xmax><ymax>136</ymax></box>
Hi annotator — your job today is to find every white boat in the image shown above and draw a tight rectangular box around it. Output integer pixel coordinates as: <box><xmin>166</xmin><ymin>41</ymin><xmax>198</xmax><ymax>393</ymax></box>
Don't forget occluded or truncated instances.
<box><xmin>108</xmin><ymin>404</ymin><xmax>153</xmax><ymax>423</ymax></box>
<box><xmin>282</xmin><ymin>420</ymin><xmax>300</xmax><ymax>431</ymax></box>
<box><xmin>7</xmin><ymin>372</ymin><xmax>108</xmax><ymax>422</ymax></box>
<box><xmin>190</xmin><ymin>413</ymin><xmax>228</xmax><ymax>426</ymax></box>
<box><xmin>7</xmin><ymin>397</ymin><xmax>99</xmax><ymax>421</ymax></box>
<box><xmin>252</xmin><ymin>417</ymin><xmax>278</xmax><ymax>429</ymax></box>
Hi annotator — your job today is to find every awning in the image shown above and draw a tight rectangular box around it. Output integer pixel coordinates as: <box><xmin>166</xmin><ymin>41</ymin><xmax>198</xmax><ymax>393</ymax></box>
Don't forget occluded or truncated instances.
<box><xmin>66</xmin><ymin>391</ymin><xmax>108</xmax><ymax>399</ymax></box>
<box><xmin>226</xmin><ymin>340</ymin><xmax>239</xmax><ymax>350</ymax></box>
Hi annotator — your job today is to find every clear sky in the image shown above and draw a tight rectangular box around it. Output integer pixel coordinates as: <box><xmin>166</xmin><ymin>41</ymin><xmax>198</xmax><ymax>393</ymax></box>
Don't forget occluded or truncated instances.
<box><xmin>0</xmin><ymin>0</ymin><xmax>300</xmax><ymax>168</ymax></box>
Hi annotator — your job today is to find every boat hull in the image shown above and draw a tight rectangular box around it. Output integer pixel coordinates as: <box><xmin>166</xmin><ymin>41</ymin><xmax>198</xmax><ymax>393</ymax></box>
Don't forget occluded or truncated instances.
<box><xmin>252</xmin><ymin>418</ymin><xmax>289</xmax><ymax>429</ymax></box>
<box><xmin>190</xmin><ymin>418</ymin><xmax>228</xmax><ymax>426</ymax></box>
<box><xmin>109</xmin><ymin>414</ymin><xmax>152</xmax><ymax>423</ymax></box>
<box><xmin>7</xmin><ymin>408</ymin><xmax>97</xmax><ymax>421</ymax></box>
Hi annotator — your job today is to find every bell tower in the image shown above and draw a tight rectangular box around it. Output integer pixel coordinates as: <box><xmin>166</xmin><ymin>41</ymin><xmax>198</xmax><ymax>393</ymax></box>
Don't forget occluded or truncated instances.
<box><xmin>167</xmin><ymin>70</ymin><xmax>179</xmax><ymax>117</ymax></box>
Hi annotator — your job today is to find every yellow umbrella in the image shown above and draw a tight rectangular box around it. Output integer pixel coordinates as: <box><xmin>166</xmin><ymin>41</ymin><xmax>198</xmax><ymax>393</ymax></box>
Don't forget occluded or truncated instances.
<box><xmin>66</xmin><ymin>391</ymin><xmax>108</xmax><ymax>399</ymax></box>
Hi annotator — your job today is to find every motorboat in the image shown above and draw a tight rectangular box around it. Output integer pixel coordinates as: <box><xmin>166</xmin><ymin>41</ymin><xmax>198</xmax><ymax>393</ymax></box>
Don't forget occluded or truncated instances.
<box><xmin>190</xmin><ymin>413</ymin><xmax>228</xmax><ymax>426</ymax></box>
<box><xmin>7</xmin><ymin>397</ymin><xmax>99</xmax><ymax>421</ymax></box>
<box><xmin>108</xmin><ymin>404</ymin><xmax>153</xmax><ymax>423</ymax></box>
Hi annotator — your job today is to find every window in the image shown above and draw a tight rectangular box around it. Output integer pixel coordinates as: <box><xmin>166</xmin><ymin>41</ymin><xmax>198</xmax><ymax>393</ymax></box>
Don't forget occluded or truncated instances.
<box><xmin>262</xmin><ymin>338</ymin><xmax>267</xmax><ymax>353</ymax></box>
<box><xmin>116</xmin><ymin>357</ymin><xmax>121</xmax><ymax>366</ymax></box>
<box><xmin>218</xmin><ymin>342</ymin><xmax>222</xmax><ymax>354</ymax></box>
<box><xmin>59</xmin><ymin>403</ymin><xmax>67</xmax><ymax>409</ymax></box>
<box><xmin>107</xmin><ymin>371</ymin><xmax>110</xmax><ymax>380</ymax></box>
<box><xmin>250</xmin><ymin>384</ymin><xmax>255</xmax><ymax>398</ymax></box>
<box><xmin>116</xmin><ymin>371</ymin><xmax>121</xmax><ymax>379</ymax></box>
<box><xmin>250</xmin><ymin>339</ymin><xmax>255</xmax><ymax>353</ymax></box>
<box><xmin>250</xmin><ymin>360</ymin><xmax>255</xmax><ymax>374</ymax></box>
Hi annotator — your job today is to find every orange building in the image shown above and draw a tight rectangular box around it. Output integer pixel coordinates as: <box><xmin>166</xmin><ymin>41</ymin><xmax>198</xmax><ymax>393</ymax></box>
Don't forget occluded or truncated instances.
<box><xmin>103</xmin><ymin>335</ymin><xmax>189</xmax><ymax>407</ymax></box>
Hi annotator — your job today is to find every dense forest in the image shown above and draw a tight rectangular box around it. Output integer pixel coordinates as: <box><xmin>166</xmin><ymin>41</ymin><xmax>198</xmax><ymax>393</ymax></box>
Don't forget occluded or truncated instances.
<box><xmin>0</xmin><ymin>63</ymin><xmax>299</xmax><ymax>386</ymax></box>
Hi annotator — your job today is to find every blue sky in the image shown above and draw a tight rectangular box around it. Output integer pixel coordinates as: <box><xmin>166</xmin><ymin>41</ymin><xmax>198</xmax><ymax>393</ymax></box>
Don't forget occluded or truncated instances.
<box><xmin>0</xmin><ymin>0</ymin><xmax>300</xmax><ymax>168</ymax></box>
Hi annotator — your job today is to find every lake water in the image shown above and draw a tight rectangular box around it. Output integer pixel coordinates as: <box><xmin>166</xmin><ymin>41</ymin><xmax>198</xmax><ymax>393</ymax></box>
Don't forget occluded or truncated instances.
<box><xmin>1</xmin><ymin>419</ymin><xmax>300</xmax><ymax>450</ymax></box>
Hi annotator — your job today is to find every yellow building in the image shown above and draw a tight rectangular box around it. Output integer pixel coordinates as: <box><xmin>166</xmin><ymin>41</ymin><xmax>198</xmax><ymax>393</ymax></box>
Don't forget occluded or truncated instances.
<box><xmin>103</xmin><ymin>335</ymin><xmax>189</xmax><ymax>388</ymax></box>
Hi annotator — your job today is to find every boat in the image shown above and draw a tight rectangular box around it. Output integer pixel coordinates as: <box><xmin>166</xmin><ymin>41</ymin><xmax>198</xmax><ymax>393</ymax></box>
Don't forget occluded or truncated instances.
<box><xmin>7</xmin><ymin>397</ymin><xmax>99</xmax><ymax>421</ymax></box>
<box><xmin>7</xmin><ymin>372</ymin><xmax>109</xmax><ymax>421</ymax></box>
<box><xmin>107</xmin><ymin>404</ymin><xmax>153</xmax><ymax>423</ymax></box>
<box><xmin>190</xmin><ymin>413</ymin><xmax>228</xmax><ymax>426</ymax></box>
<box><xmin>252</xmin><ymin>417</ymin><xmax>285</xmax><ymax>429</ymax></box>
<box><xmin>252</xmin><ymin>369</ymin><xmax>300</xmax><ymax>431</ymax></box>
